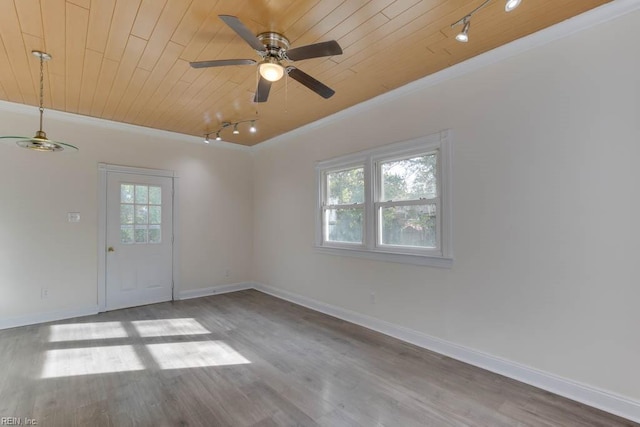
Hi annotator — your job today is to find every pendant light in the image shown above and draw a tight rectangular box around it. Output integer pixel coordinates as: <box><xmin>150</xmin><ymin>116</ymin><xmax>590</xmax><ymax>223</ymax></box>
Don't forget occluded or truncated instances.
<box><xmin>0</xmin><ymin>51</ymin><xmax>78</xmax><ymax>152</ymax></box>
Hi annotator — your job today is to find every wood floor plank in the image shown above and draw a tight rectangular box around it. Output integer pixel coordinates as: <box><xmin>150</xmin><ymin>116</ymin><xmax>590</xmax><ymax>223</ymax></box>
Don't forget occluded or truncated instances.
<box><xmin>0</xmin><ymin>290</ymin><xmax>636</xmax><ymax>427</ymax></box>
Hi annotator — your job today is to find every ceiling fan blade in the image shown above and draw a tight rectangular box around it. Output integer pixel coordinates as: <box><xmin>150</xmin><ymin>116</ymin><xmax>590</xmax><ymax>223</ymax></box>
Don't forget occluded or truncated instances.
<box><xmin>287</xmin><ymin>67</ymin><xmax>335</xmax><ymax>99</ymax></box>
<box><xmin>254</xmin><ymin>76</ymin><xmax>272</xmax><ymax>103</ymax></box>
<box><xmin>286</xmin><ymin>40</ymin><xmax>342</xmax><ymax>61</ymax></box>
<box><xmin>190</xmin><ymin>59</ymin><xmax>256</xmax><ymax>69</ymax></box>
<box><xmin>219</xmin><ymin>15</ymin><xmax>266</xmax><ymax>52</ymax></box>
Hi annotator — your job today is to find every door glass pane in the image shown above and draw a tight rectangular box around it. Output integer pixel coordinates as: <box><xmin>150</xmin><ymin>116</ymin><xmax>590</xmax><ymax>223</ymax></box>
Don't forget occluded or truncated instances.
<box><xmin>135</xmin><ymin>185</ymin><xmax>148</xmax><ymax>204</ymax></box>
<box><xmin>121</xmin><ymin>226</ymin><xmax>134</xmax><ymax>244</ymax></box>
<box><xmin>149</xmin><ymin>186</ymin><xmax>161</xmax><ymax>205</ymax></box>
<box><xmin>121</xmin><ymin>184</ymin><xmax>134</xmax><ymax>203</ymax></box>
<box><xmin>149</xmin><ymin>225</ymin><xmax>161</xmax><ymax>244</ymax></box>
<box><xmin>380</xmin><ymin>154</ymin><xmax>437</xmax><ymax>202</ymax></box>
<box><xmin>380</xmin><ymin>204</ymin><xmax>436</xmax><ymax>248</ymax></box>
<box><xmin>119</xmin><ymin>183</ymin><xmax>164</xmax><ymax>245</ymax></box>
<box><xmin>135</xmin><ymin>205</ymin><xmax>148</xmax><ymax>224</ymax></box>
<box><xmin>148</xmin><ymin>206</ymin><xmax>161</xmax><ymax>224</ymax></box>
<box><xmin>134</xmin><ymin>226</ymin><xmax>148</xmax><ymax>243</ymax></box>
<box><xmin>326</xmin><ymin>167</ymin><xmax>364</xmax><ymax>205</ymax></box>
<box><xmin>120</xmin><ymin>205</ymin><xmax>134</xmax><ymax>224</ymax></box>
<box><xmin>325</xmin><ymin>208</ymin><xmax>363</xmax><ymax>243</ymax></box>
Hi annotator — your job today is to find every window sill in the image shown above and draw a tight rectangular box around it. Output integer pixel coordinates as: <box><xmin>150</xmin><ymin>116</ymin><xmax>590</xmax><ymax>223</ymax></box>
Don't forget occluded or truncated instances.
<box><xmin>313</xmin><ymin>246</ymin><xmax>453</xmax><ymax>268</ymax></box>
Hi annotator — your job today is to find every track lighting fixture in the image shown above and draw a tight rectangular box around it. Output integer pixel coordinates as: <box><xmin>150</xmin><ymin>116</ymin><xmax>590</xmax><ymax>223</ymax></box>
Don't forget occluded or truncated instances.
<box><xmin>206</xmin><ymin>119</ymin><xmax>259</xmax><ymax>142</ymax></box>
<box><xmin>505</xmin><ymin>0</ymin><xmax>522</xmax><ymax>12</ymax></box>
<box><xmin>456</xmin><ymin>17</ymin><xmax>471</xmax><ymax>43</ymax></box>
<box><xmin>451</xmin><ymin>0</ymin><xmax>523</xmax><ymax>43</ymax></box>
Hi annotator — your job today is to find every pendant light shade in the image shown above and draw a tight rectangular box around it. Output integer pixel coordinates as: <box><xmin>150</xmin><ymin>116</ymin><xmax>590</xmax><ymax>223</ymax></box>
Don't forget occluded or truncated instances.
<box><xmin>0</xmin><ymin>51</ymin><xmax>78</xmax><ymax>152</ymax></box>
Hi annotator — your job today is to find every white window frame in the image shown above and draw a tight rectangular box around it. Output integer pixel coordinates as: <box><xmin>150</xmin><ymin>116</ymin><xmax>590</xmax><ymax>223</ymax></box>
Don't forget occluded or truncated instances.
<box><xmin>320</xmin><ymin>163</ymin><xmax>367</xmax><ymax>249</ymax></box>
<box><xmin>315</xmin><ymin>130</ymin><xmax>453</xmax><ymax>268</ymax></box>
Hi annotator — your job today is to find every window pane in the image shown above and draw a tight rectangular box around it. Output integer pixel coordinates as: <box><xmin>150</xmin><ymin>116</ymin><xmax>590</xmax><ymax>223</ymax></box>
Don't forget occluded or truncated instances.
<box><xmin>149</xmin><ymin>225</ymin><xmax>161</xmax><ymax>244</ymax></box>
<box><xmin>135</xmin><ymin>226</ymin><xmax>148</xmax><ymax>243</ymax></box>
<box><xmin>120</xmin><ymin>205</ymin><xmax>134</xmax><ymax>224</ymax></box>
<box><xmin>380</xmin><ymin>204</ymin><xmax>436</xmax><ymax>248</ymax></box>
<box><xmin>326</xmin><ymin>167</ymin><xmax>364</xmax><ymax>205</ymax></box>
<box><xmin>148</xmin><ymin>206</ymin><xmax>161</xmax><ymax>224</ymax></box>
<box><xmin>121</xmin><ymin>226</ymin><xmax>134</xmax><ymax>244</ymax></box>
<box><xmin>135</xmin><ymin>185</ymin><xmax>148</xmax><ymax>204</ymax></box>
<box><xmin>325</xmin><ymin>208</ymin><xmax>363</xmax><ymax>243</ymax></box>
<box><xmin>381</xmin><ymin>154</ymin><xmax>437</xmax><ymax>202</ymax></box>
<box><xmin>149</xmin><ymin>186</ymin><xmax>161</xmax><ymax>205</ymax></box>
<box><xmin>121</xmin><ymin>184</ymin><xmax>134</xmax><ymax>203</ymax></box>
<box><xmin>135</xmin><ymin>205</ymin><xmax>148</xmax><ymax>224</ymax></box>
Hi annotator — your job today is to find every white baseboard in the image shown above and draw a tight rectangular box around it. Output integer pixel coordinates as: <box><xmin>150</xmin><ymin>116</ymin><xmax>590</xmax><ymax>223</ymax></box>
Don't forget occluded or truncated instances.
<box><xmin>252</xmin><ymin>282</ymin><xmax>640</xmax><ymax>424</ymax></box>
<box><xmin>177</xmin><ymin>282</ymin><xmax>253</xmax><ymax>300</ymax></box>
<box><xmin>0</xmin><ymin>305</ymin><xmax>99</xmax><ymax>331</ymax></box>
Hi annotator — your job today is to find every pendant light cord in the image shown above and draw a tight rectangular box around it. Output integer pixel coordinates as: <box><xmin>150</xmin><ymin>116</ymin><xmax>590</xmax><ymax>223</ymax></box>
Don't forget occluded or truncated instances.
<box><xmin>38</xmin><ymin>53</ymin><xmax>44</xmax><ymax>133</ymax></box>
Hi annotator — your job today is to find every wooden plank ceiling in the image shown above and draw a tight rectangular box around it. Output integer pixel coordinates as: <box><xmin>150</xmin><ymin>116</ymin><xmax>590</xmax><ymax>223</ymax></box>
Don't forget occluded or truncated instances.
<box><xmin>0</xmin><ymin>0</ymin><xmax>611</xmax><ymax>146</ymax></box>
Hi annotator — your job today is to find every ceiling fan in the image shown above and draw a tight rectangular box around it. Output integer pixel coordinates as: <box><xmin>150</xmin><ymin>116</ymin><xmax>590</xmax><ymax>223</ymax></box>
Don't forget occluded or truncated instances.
<box><xmin>190</xmin><ymin>15</ymin><xmax>343</xmax><ymax>103</ymax></box>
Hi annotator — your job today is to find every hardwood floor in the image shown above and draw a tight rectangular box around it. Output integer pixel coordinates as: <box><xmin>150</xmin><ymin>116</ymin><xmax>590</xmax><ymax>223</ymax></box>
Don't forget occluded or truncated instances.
<box><xmin>0</xmin><ymin>290</ymin><xmax>635</xmax><ymax>426</ymax></box>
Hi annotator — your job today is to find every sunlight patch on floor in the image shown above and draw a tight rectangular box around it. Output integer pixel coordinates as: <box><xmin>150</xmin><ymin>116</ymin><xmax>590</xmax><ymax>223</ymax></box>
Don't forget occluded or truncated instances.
<box><xmin>146</xmin><ymin>341</ymin><xmax>251</xmax><ymax>369</ymax></box>
<box><xmin>40</xmin><ymin>345</ymin><xmax>144</xmax><ymax>378</ymax></box>
<box><xmin>131</xmin><ymin>318</ymin><xmax>210</xmax><ymax>337</ymax></box>
<box><xmin>48</xmin><ymin>322</ymin><xmax>128</xmax><ymax>342</ymax></box>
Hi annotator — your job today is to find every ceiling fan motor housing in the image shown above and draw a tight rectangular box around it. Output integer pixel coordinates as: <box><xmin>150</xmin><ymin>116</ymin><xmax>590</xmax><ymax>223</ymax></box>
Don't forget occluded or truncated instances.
<box><xmin>257</xmin><ymin>32</ymin><xmax>290</xmax><ymax>60</ymax></box>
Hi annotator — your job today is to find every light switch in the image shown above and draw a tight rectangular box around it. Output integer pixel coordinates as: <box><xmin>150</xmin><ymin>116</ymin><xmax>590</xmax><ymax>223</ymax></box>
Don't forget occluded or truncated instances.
<box><xmin>67</xmin><ymin>212</ymin><xmax>80</xmax><ymax>223</ymax></box>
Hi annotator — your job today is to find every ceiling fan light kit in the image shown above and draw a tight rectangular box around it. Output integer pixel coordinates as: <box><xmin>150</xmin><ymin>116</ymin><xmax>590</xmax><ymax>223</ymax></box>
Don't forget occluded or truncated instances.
<box><xmin>452</xmin><ymin>0</ymin><xmax>523</xmax><ymax>43</ymax></box>
<box><xmin>259</xmin><ymin>58</ymin><xmax>285</xmax><ymax>82</ymax></box>
<box><xmin>190</xmin><ymin>15</ymin><xmax>343</xmax><ymax>103</ymax></box>
<box><xmin>1</xmin><ymin>50</ymin><xmax>78</xmax><ymax>152</ymax></box>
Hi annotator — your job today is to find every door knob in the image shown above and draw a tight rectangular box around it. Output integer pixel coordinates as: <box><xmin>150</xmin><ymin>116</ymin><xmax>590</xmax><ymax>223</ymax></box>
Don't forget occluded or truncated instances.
<box><xmin>107</xmin><ymin>246</ymin><xmax>115</xmax><ymax>252</ymax></box>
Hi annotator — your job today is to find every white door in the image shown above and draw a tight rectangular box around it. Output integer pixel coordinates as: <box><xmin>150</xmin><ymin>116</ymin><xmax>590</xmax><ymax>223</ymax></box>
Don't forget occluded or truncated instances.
<box><xmin>105</xmin><ymin>171</ymin><xmax>173</xmax><ymax>311</ymax></box>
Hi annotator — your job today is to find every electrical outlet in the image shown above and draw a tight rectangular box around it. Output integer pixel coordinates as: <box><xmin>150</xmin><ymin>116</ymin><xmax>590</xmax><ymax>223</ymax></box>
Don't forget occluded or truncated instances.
<box><xmin>41</xmin><ymin>288</ymin><xmax>49</xmax><ymax>299</ymax></box>
<box><xmin>369</xmin><ymin>292</ymin><xmax>376</xmax><ymax>305</ymax></box>
<box><xmin>67</xmin><ymin>212</ymin><xmax>80</xmax><ymax>223</ymax></box>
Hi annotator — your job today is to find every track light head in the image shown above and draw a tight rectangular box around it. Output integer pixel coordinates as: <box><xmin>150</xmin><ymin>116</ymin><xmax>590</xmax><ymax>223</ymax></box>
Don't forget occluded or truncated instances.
<box><xmin>249</xmin><ymin>121</ymin><xmax>257</xmax><ymax>133</ymax></box>
<box><xmin>204</xmin><ymin>134</ymin><xmax>210</xmax><ymax>144</ymax></box>
<box><xmin>456</xmin><ymin>17</ymin><xmax>470</xmax><ymax>43</ymax></box>
<box><xmin>215</xmin><ymin>132</ymin><xmax>222</xmax><ymax>141</ymax></box>
<box><xmin>505</xmin><ymin>0</ymin><xmax>522</xmax><ymax>12</ymax></box>
<box><xmin>232</xmin><ymin>124</ymin><xmax>240</xmax><ymax>135</ymax></box>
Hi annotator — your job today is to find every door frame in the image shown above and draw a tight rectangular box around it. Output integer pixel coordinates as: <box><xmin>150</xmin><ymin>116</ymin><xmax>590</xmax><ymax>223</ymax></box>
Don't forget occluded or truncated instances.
<box><xmin>97</xmin><ymin>163</ymin><xmax>180</xmax><ymax>312</ymax></box>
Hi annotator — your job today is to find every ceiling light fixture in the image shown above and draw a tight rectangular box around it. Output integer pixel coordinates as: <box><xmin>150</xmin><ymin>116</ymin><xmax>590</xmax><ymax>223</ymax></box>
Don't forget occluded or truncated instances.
<box><xmin>505</xmin><ymin>0</ymin><xmax>522</xmax><ymax>12</ymax></box>
<box><xmin>203</xmin><ymin>134</ymin><xmax>210</xmax><ymax>144</ymax></box>
<box><xmin>451</xmin><ymin>0</ymin><xmax>521</xmax><ymax>43</ymax></box>
<box><xmin>208</xmin><ymin>119</ymin><xmax>258</xmax><ymax>141</ymax></box>
<box><xmin>0</xmin><ymin>51</ymin><xmax>78</xmax><ymax>152</ymax></box>
<box><xmin>258</xmin><ymin>57</ymin><xmax>285</xmax><ymax>82</ymax></box>
<box><xmin>456</xmin><ymin>17</ymin><xmax>471</xmax><ymax>43</ymax></box>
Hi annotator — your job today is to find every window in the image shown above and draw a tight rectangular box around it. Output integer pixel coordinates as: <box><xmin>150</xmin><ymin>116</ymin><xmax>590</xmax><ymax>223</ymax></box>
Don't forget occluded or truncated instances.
<box><xmin>316</xmin><ymin>131</ymin><xmax>452</xmax><ymax>267</ymax></box>
<box><xmin>120</xmin><ymin>184</ymin><xmax>162</xmax><ymax>244</ymax></box>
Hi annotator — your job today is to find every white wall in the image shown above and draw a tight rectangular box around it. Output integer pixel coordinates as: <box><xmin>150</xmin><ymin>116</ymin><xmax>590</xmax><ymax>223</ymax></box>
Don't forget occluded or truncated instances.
<box><xmin>252</xmin><ymin>8</ymin><xmax>640</xmax><ymax>403</ymax></box>
<box><xmin>0</xmin><ymin>108</ymin><xmax>253</xmax><ymax>321</ymax></box>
